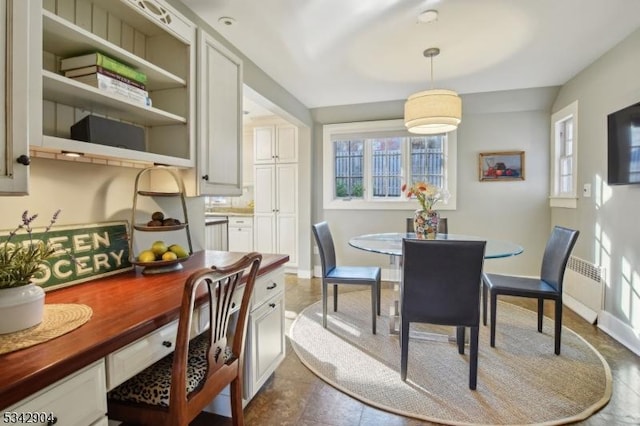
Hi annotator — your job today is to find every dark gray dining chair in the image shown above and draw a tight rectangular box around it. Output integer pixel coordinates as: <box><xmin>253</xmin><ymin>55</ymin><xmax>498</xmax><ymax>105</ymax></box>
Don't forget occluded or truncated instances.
<box><xmin>400</xmin><ymin>239</ymin><xmax>486</xmax><ymax>389</ymax></box>
<box><xmin>312</xmin><ymin>222</ymin><xmax>381</xmax><ymax>334</ymax></box>
<box><xmin>482</xmin><ymin>226</ymin><xmax>579</xmax><ymax>355</ymax></box>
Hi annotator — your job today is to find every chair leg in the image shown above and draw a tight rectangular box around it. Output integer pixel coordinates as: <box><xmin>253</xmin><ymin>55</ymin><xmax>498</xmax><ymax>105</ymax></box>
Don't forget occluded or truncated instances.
<box><xmin>230</xmin><ymin>377</ymin><xmax>245</xmax><ymax>426</ymax></box>
<box><xmin>333</xmin><ymin>284</ymin><xmax>338</xmax><ymax>312</ymax></box>
<box><xmin>490</xmin><ymin>292</ymin><xmax>497</xmax><ymax>347</ymax></box>
<box><xmin>554</xmin><ymin>299</ymin><xmax>562</xmax><ymax>355</ymax></box>
<box><xmin>482</xmin><ymin>280</ymin><xmax>488</xmax><ymax>326</ymax></box>
<box><xmin>371</xmin><ymin>284</ymin><xmax>377</xmax><ymax>334</ymax></box>
<box><xmin>400</xmin><ymin>319</ymin><xmax>410</xmax><ymax>381</ymax></box>
<box><xmin>456</xmin><ymin>326</ymin><xmax>465</xmax><ymax>354</ymax></box>
<box><xmin>322</xmin><ymin>282</ymin><xmax>328</xmax><ymax>328</ymax></box>
<box><xmin>469</xmin><ymin>326</ymin><xmax>479</xmax><ymax>390</ymax></box>
<box><xmin>537</xmin><ymin>298</ymin><xmax>544</xmax><ymax>332</ymax></box>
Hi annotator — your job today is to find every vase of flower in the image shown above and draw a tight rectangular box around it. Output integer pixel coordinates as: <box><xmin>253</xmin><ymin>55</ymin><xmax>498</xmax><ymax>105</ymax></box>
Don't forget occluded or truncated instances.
<box><xmin>402</xmin><ymin>181</ymin><xmax>448</xmax><ymax>239</ymax></box>
<box><xmin>0</xmin><ymin>210</ymin><xmax>63</xmax><ymax>334</ymax></box>
<box><xmin>414</xmin><ymin>209</ymin><xmax>440</xmax><ymax>240</ymax></box>
<box><xmin>0</xmin><ymin>283</ymin><xmax>45</xmax><ymax>334</ymax></box>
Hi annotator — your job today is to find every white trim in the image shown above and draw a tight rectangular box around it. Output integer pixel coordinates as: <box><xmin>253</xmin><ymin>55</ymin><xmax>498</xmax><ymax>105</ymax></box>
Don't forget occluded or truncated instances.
<box><xmin>549</xmin><ymin>196</ymin><xmax>578</xmax><ymax>208</ymax></box>
<box><xmin>322</xmin><ymin>119</ymin><xmax>457</xmax><ymax>210</ymax></box>
<box><xmin>598</xmin><ymin>310</ymin><xmax>640</xmax><ymax>356</ymax></box>
<box><xmin>550</xmin><ymin>101</ymin><xmax>579</xmax><ymax>207</ymax></box>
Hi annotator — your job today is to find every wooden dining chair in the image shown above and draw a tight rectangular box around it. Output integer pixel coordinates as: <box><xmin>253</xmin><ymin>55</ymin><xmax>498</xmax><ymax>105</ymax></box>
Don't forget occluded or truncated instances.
<box><xmin>400</xmin><ymin>239</ymin><xmax>486</xmax><ymax>389</ymax></box>
<box><xmin>312</xmin><ymin>221</ymin><xmax>381</xmax><ymax>334</ymax></box>
<box><xmin>482</xmin><ymin>226</ymin><xmax>579</xmax><ymax>355</ymax></box>
<box><xmin>107</xmin><ymin>252</ymin><xmax>262</xmax><ymax>426</ymax></box>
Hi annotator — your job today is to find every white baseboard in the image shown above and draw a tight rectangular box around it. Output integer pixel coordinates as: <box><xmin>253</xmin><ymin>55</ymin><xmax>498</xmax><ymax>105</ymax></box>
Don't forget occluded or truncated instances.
<box><xmin>563</xmin><ymin>294</ymin><xmax>598</xmax><ymax>324</ymax></box>
<box><xmin>597</xmin><ymin>310</ymin><xmax>640</xmax><ymax>356</ymax></box>
<box><xmin>296</xmin><ymin>269</ymin><xmax>312</xmax><ymax>279</ymax></box>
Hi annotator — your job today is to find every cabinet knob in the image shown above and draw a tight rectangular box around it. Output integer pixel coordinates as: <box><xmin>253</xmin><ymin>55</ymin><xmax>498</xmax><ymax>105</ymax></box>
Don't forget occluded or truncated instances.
<box><xmin>162</xmin><ymin>341</ymin><xmax>172</xmax><ymax>348</ymax></box>
<box><xmin>47</xmin><ymin>417</ymin><xmax>58</xmax><ymax>426</ymax></box>
<box><xmin>202</xmin><ymin>174</ymin><xmax>209</xmax><ymax>181</ymax></box>
<box><xmin>266</xmin><ymin>283</ymin><xmax>277</xmax><ymax>290</ymax></box>
<box><xmin>16</xmin><ymin>155</ymin><xmax>31</xmax><ymax>166</ymax></box>
<box><xmin>269</xmin><ymin>303</ymin><xmax>276</xmax><ymax>308</ymax></box>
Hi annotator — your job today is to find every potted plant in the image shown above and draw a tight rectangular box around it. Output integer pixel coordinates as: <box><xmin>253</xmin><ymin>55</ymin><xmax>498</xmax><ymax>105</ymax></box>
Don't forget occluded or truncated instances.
<box><xmin>0</xmin><ymin>210</ymin><xmax>61</xmax><ymax>334</ymax></box>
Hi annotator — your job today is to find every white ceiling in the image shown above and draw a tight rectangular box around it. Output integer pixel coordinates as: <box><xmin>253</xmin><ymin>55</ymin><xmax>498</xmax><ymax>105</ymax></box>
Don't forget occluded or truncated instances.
<box><xmin>183</xmin><ymin>0</ymin><xmax>640</xmax><ymax>110</ymax></box>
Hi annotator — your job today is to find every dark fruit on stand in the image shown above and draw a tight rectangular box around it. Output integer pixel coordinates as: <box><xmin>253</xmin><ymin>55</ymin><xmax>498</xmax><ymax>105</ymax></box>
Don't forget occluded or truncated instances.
<box><xmin>163</xmin><ymin>218</ymin><xmax>180</xmax><ymax>226</ymax></box>
<box><xmin>151</xmin><ymin>211</ymin><xmax>164</xmax><ymax>221</ymax></box>
<box><xmin>147</xmin><ymin>220</ymin><xmax>163</xmax><ymax>227</ymax></box>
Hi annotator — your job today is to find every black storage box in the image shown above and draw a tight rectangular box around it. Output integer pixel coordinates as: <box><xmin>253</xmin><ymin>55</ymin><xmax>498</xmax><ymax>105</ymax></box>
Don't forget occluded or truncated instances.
<box><xmin>70</xmin><ymin>115</ymin><xmax>145</xmax><ymax>151</ymax></box>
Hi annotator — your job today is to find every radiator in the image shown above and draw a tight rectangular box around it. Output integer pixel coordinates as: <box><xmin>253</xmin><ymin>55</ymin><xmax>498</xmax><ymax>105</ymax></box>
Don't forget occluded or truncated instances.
<box><xmin>563</xmin><ymin>256</ymin><xmax>604</xmax><ymax>324</ymax></box>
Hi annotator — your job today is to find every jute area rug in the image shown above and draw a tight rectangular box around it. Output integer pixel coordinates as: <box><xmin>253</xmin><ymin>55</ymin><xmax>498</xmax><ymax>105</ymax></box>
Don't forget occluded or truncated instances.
<box><xmin>289</xmin><ymin>289</ymin><xmax>612</xmax><ymax>426</ymax></box>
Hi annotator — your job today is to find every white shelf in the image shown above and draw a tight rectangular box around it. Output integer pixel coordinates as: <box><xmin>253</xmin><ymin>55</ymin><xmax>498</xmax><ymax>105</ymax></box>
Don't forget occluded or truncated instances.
<box><xmin>40</xmin><ymin>135</ymin><xmax>194</xmax><ymax>168</ymax></box>
<box><xmin>42</xmin><ymin>9</ymin><xmax>185</xmax><ymax>91</ymax></box>
<box><xmin>43</xmin><ymin>70</ymin><xmax>186</xmax><ymax>126</ymax></box>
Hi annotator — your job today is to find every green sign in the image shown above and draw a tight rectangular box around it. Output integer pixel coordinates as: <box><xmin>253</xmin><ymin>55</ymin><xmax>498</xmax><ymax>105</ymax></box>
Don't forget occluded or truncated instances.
<box><xmin>0</xmin><ymin>221</ymin><xmax>133</xmax><ymax>291</ymax></box>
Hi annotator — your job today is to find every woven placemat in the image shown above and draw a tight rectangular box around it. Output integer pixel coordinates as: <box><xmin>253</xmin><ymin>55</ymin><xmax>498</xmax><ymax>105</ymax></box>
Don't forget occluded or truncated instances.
<box><xmin>0</xmin><ymin>304</ymin><xmax>93</xmax><ymax>355</ymax></box>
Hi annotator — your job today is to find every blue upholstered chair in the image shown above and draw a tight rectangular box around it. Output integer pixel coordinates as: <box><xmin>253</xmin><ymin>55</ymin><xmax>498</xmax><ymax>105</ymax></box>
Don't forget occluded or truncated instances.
<box><xmin>312</xmin><ymin>221</ymin><xmax>381</xmax><ymax>334</ymax></box>
<box><xmin>482</xmin><ymin>226</ymin><xmax>579</xmax><ymax>355</ymax></box>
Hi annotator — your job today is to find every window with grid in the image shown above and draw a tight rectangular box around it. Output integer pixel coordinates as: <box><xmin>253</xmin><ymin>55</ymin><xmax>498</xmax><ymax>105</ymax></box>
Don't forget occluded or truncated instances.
<box><xmin>550</xmin><ymin>101</ymin><xmax>578</xmax><ymax>208</ymax></box>
<box><xmin>323</xmin><ymin>120</ymin><xmax>455</xmax><ymax>210</ymax></box>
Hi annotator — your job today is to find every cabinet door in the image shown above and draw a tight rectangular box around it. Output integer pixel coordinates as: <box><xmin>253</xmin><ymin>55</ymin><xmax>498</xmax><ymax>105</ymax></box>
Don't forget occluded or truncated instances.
<box><xmin>254</xmin><ymin>165</ymin><xmax>276</xmax><ymax>214</ymax></box>
<box><xmin>253</xmin><ymin>214</ymin><xmax>276</xmax><ymax>254</ymax></box>
<box><xmin>249</xmin><ymin>294</ymin><xmax>285</xmax><ymax>396</ymax></box>
<box><xmin>276</xmin><ymin>125</ymin><xmax>298</xmax><ymax>163</ymax></box>
<box><xmin>197</xmin><ymin>29</ymin><xmax>243</xmax><ymax>196</ymax></box>
<box><xmin>228</xmin><ymin>227</ymin><xmax>253</xmax><ymax>252</ymax></box>
<box><xmin>253</xmin><ymin>126</ymin><xmax>275</xmax><ymax>163</ymax></box>
<box><xmin>0</xmin><ymin>0</ymin><xmax>39</xmax><ymax>195</ymax></box>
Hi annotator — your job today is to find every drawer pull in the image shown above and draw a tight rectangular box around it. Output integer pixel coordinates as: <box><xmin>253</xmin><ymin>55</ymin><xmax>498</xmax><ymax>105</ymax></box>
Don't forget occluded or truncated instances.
<box><xmin>47</xmin><ymin>417</ymin><xmax>58</xmax><ymax>426</ymax></box>
<box><xmin>269</xmin><ymin>303</ymin><xmax>276</xmax><ymax>308</ymax></box>
<box><xmin>162</xmin><ymin>341</ymin><xmax>172</xmax><ymax>348</ymax></box>
<box><xmin>266</xmin><ymin>283</ymin><xmax>277</xmax><ymax>290</ymax></box>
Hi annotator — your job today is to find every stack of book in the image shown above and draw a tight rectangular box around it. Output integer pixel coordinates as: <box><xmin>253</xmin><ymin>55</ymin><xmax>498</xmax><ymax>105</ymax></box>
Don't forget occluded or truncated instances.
<box><xmin>61</xmin><ymin>52</ymin><xmax>151</xmax><ymax>107</ymax></box>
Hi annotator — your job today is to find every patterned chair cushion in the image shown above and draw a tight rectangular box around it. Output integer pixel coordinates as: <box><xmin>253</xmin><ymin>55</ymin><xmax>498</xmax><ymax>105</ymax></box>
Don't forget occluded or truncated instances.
<box><xmin>108</xmin><ymin>333</ymin><xmax>233</xmax><ymax>407</ymax></box>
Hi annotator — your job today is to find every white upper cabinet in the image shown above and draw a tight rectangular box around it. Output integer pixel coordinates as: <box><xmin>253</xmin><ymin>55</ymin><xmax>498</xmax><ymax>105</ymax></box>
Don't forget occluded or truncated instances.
<box><xmin>254</xmin><ymin>124</ymin><xmax>298</xmax><ymax>164</ymax></box>
<box><xmin>0</xmin><ymin>0</ymin><xmax>40</xmax><ymax>195</ymax></box>
<box><xmin>35</xmin><ymin>0</ymin><xmax>196</xmax><ymax>167</ymax></box>
<box><xmin>195</xmin><ymin>30</ymin><xmax>243</xmax><ymax>196</ymax></box>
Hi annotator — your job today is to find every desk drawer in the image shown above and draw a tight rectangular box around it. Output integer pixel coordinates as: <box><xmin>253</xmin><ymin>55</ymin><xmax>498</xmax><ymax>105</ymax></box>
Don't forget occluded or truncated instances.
<box><xmin>252</xmin><ymin>268</ymin><xmax>284</xmax><ymax>310</ymax></box>
<box><xmin>105</xmin><ymin>321</ymin><xmax>178</xmax><ymax>390</ymax></box>
<box><xmin>3</xmin><ymin>360</ymin><xmax>106</xmax><ymax>426</ymax></box>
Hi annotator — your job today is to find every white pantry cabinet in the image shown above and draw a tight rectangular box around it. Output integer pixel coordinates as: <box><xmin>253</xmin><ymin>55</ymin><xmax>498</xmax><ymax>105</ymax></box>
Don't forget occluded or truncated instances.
<box><xmin>0</xmin><ymin>0</ymin><xmax>38</xmax><ymax>195</ymax></box>
<box><xmin>194</xmin><ymin>30</ymin><xmax>243</xmax><ymax>196</ymax></box>
<box><xmin>253</xmin><ymin>124</ymin><xmax>298</xmax><ymax>164</ymax></box>
<box><xmin>254</xmin><ymin>163</ymin><xmax>298</xmax><ymax>267</ymax></box>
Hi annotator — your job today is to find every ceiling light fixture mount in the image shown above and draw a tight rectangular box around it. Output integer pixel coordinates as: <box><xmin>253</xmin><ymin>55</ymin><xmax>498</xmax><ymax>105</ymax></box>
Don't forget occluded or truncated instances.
<box><xmin>404</xmin><ymin>47</ymin><xmax>462</xmax><ymax>134</ymax></box>
<box><xmin>417</xmin><ymin>9</ymin><xmax>439</xmax><ymax>24</ymax></box>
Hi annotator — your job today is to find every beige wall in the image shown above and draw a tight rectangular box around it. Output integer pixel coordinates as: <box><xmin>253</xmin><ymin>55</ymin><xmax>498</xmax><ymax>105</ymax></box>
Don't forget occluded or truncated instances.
<box><xmin>310</xmin><ymin>87</ymin><xmax>558</xmax><ymax>277</ymax></box>
<box><xmin>552</xmin><ymin>27</ymin><xmax>640</xmax><ymax>350</ymax></box>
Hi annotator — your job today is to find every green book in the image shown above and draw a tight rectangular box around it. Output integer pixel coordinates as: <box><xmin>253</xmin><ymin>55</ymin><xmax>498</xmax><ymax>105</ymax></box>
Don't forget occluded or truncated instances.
<box><xmin>60</xmin><ymin>52</ymin><xmax>147</xmax><ymax>84</ymax></box>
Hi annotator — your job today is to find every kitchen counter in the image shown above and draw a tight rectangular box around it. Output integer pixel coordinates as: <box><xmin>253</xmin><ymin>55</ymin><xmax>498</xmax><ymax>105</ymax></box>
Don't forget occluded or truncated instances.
<box><xmin>0</xmin><ymin>250</ymin><xmax>289</xmax><ymax>410</ymax></box>
<box><xmin>206</xmin><ymin>207</ymin><xmax>254</xmax><ymax>217</ymax></box>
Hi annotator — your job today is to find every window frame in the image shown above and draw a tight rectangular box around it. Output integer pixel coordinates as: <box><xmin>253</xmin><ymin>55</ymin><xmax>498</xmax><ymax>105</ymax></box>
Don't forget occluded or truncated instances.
<box><xmin>550</xmin><ymin>101</ymin><xmax>578</xmax><ymax>208</ymax></box>
<box><xmin>323</xmin><ymin>119</ymin><xmax>457</xmax><ymax>210</ymax></box>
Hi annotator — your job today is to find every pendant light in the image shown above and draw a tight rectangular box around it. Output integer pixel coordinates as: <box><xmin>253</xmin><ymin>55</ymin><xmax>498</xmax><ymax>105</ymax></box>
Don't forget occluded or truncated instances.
<box><xmin>404</xmin><ymin>48</ymin><xmax>462</xmax><ymax>134</ymax></box>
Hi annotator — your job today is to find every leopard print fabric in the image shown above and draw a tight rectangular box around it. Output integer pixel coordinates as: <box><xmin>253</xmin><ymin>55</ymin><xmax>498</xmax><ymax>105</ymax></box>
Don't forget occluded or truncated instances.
<box><xmin>108</xmin><ymin>333</ymin><xmax>233</xmax><ymax>407</ymax></box>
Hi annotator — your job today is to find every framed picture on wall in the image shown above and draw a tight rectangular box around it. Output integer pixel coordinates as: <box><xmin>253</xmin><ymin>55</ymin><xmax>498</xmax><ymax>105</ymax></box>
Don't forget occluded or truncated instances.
<box><xmin>479</xmin><ymin>151</ymin><xmax>525</xmax><ymax>181</ymax></box>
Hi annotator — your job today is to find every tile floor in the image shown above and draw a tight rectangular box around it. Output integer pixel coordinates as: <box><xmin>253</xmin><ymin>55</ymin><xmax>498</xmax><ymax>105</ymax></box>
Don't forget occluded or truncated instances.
<box><xmin>194</xmin><ymin>275</ymin><xmax>640</xmax><ymax>426</ymax></box>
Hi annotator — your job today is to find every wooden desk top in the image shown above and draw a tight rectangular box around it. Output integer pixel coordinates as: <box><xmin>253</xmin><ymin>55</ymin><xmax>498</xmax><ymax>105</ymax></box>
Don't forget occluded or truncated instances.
<box><xmin>0</xmin><ymin>251</ymin><xmax>289</xmax><ymax>410</ymax></box>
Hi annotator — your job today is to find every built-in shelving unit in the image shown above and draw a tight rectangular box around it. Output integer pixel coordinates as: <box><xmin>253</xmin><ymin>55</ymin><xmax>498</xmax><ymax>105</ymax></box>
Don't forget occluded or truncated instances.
<box><xmin>34</xmin><ymin>0</ymin><xmax>196</xmax><ymax>168</ymax></box>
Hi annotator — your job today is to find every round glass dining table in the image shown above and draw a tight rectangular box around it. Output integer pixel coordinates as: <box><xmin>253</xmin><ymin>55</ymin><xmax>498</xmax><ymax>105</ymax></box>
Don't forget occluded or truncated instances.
<box><xmin>349</xmin><ymin>232</ymin><xmax>523</xmax><ymax>259</ymax></box>
<box><xmin>349</xmin><ymin>232</ymin><xmax>523</xmax><ymax>338</ymax></box>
